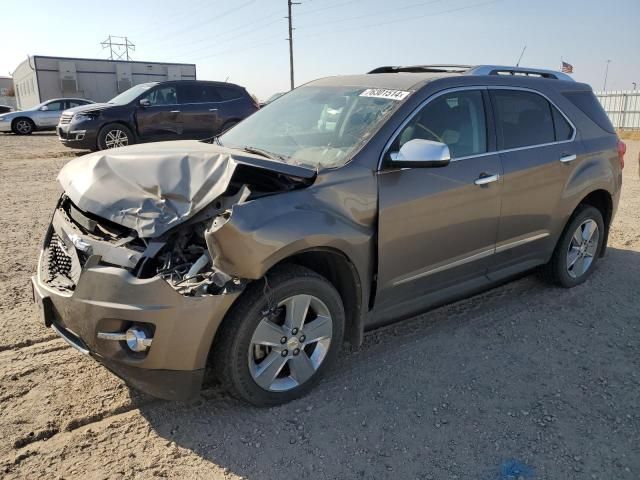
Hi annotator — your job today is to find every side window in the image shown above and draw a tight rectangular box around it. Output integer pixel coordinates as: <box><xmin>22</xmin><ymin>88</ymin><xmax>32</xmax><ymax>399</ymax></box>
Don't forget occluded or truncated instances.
<box><xmin>67</xmin><ymin>100</ymin><xmax>86</xmax><ymax>108</ymax></box>
<box><xmin>218</xmin><ymin>86</ymin><xmax>243</xmax><ymax>101</ymax></box>
<box><xmin>551</xmin><ymin>106</ymin><xmax>573</xmax><ymax>141</ymax></box>
<box><xmin>491</xmin><ymin>90</ymin><xmax>555</xmax><ymax>149</ymax></box>
<box><xmin>45</xmin><ymin>101</ymin><xmax>65</xmax><ymax>111</ymax></box>
<box><xmin>392</xmin><ymin>90</ymin><xmax>487</xmax><ymax>159</ymax></box>
<box><xmin>143</xmin><ymin>86</ymin><xmax>178</xmax><ymax>106</ymax></box>
<box><xmin>179</xmin><ymin>84</ymin><xmax>222</xmax><ymax>103</ymax></box>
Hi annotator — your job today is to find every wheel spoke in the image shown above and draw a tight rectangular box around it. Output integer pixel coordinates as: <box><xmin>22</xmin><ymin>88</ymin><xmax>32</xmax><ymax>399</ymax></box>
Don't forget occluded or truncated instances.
<box><xmin>253</xmin><ymin>351</ymin><xmax>287</xmax><ymax>389</ymax></box>
<box><xmin>251</xmin><ymin>318</ymin><xmax>286</xmax><ymax>347</ymax></box>
<box><xmin>289</xmin><ymin>352</ymin><xmax>316</xmax><ymax>385</ymax></box>
<box><xmin>572</xmin><ymin>229</ymin><xmax>583</xmax><ymax>247</ymax></box>
<box><xmin>302</xmin><ymin>315</ymin><xmax>332</xmax><ymax>344</ymax></box>
<box><xmin>582</xmin><ymin>221</ymin><xmax>596</xmax><ymax>242</ymax></box>
<box><xmin>567</xmin><ymin>247</ymin><xmax>580</xmax><ymax>269</ymax></box>
<box><xmin>572</xmin><ymin>256</ymin><xmax>586</xmax><ymax>276</ymax></box>
<box><xmin>284</xmin><ymin>295</ymin><xmax>311</xmax><ymax>331</ymax></box>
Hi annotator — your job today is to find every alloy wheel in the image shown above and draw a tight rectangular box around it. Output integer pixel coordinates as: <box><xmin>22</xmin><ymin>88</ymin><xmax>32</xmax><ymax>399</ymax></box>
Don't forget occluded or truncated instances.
<box><xmin>15</xmin><ymin>120</ymin><xmax>32</xmax><ymax>134</ymax></box>
<box><xmin>566</xmin><ymin>219</ymin><xmax>599</xmax><ymax>278</ymax></box>
<box><xmin>104</xmin><ymin>129</ymin><xmax>129</xmax><ymax>148</ymax></box>
<box><xmin>248</xmin><ymin>294</ymin><xmax>333</xmax><ymax>392</ymax></box>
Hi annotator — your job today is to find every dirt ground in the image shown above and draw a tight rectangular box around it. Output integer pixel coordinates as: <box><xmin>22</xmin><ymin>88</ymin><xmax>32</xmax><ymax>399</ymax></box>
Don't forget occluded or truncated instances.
<box><xmin>0</xmin><ymin>132</ymin><xmax>638</xmax><ymax>479</ymax></box>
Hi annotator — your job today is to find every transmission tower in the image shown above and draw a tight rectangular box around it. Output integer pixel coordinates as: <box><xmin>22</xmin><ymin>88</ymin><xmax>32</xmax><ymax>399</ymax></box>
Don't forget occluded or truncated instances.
<box><xmin>101</xmin><ymin>36</ymin><xmax>136</xmax><ymax>61</ymax></box>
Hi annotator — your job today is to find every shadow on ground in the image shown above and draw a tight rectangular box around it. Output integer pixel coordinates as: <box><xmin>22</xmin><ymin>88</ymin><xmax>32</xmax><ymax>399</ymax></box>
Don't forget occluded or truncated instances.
<box><xmin>134</xmin><ymin>247</ymin><xmax>640</xmax><ymax>479</ymax></box>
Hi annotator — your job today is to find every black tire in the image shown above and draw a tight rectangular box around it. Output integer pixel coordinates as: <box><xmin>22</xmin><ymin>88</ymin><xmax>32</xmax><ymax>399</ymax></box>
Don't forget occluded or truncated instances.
<box><xmin>540</xmin><ymin>205</ymin><xmax>605</xmax><ymax>288</ymax></box>
<box><xmin>213</xmin><ymin>265</ymin><xmax>345</xmax><ymax>407</ymax></box>
<box><xmin>12</xmin><ymin>118</ymin><xmax>34</xmax><ymax>135</ymax></box>
<box><xmin>97</xmin><ymin>123</ymin><xmax>134</xmax><ymax>150</ymax></box>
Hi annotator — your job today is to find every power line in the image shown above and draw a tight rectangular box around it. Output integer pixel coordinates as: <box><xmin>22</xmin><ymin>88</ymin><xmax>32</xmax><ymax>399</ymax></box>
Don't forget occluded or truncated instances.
<box><xmin>138</xmin><ymin>0</ymin><xmax>257</xmax><ymax>45</ymax></box>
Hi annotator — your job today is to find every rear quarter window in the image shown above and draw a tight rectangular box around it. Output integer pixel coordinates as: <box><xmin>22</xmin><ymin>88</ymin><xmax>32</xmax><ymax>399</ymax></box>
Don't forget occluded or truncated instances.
<box><xmin>218</xmin><ymin>86</ymin><xmax>245</xmax><ymax>101</ymax></box>
<box><xmin>562</xmin><ymin>91</ymin><xmax>615</xmax><ymax>134</ymax></box>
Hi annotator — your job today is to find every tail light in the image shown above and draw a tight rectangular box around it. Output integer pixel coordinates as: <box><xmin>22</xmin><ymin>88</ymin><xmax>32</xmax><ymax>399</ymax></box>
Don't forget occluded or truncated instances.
<box><xmin>617</xmin><ymin>139</ymin><xmax>626</xmax><ymax>170</ymax></box>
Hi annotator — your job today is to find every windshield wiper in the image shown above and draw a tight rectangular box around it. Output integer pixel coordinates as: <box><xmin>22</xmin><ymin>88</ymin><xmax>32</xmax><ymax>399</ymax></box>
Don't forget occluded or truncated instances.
<box><xmin>242</xmin><ymin>146</ymin><xmax>286</xmax><ymax>162</ymax></box>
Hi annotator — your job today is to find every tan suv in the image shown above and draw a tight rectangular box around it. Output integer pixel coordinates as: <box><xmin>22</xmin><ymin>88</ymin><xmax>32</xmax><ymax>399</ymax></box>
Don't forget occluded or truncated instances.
<box><xmin>32</xmin><ymin>65</ymin><xmax>625</xmax><ymax>406</ymax></box>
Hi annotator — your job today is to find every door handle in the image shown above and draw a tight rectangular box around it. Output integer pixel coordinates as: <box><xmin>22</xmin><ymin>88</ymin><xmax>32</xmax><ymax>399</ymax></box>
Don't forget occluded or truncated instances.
<box><xmin>170</xmin><ymin>110</ymin><xmax>180</xmax><ymax>113</ymax></box>
<box><xmin>560</xmin><ymin>154</ymin><xmax>577</xmax><ymax>163</ymax></box>
<box><xmin>474</xmin><ymin>173</ymin><xmax>499</xmax><ymax>186</ymax></box>
<box><xmin>209</xmin><ymin>108</ymin><xmax>218</xmax><ymax>112</ymax></box>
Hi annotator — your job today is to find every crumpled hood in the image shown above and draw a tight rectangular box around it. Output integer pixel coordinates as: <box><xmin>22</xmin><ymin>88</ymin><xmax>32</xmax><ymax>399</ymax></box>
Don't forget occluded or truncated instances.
<box><xmin>58</xmin><ymin>140</ymin><xmax>316</xmax><ymax>238</ymax></box>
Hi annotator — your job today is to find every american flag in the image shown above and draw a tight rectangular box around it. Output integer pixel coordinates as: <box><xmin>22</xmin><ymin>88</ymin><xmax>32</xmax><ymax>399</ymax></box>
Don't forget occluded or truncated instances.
<box><xmin>561</xmin><ymin>61</ymin><xmax>574</xmax><ymax>74</ymax></box>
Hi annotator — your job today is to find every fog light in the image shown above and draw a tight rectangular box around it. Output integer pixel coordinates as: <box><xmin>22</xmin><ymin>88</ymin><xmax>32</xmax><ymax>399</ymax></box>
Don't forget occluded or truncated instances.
<box><xmin>125</xmin><ymin>327</ymin><xmax>153</xmax><ymax>352</ymax></box>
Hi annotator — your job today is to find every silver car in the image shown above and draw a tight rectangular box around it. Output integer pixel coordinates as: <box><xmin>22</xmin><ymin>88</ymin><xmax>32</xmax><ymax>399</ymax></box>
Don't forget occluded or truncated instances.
<box><xmin>0</xmin><ymin>98</ymin><xmax>93</xmax><ymax>135</ymax></box>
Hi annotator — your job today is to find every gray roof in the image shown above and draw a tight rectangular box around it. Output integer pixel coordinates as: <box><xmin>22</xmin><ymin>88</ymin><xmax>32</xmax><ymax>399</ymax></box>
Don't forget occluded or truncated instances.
<box><xmin>308</xmin><ymin>72</ymin><xmax>451</xmax><ymax>91</ymax></box>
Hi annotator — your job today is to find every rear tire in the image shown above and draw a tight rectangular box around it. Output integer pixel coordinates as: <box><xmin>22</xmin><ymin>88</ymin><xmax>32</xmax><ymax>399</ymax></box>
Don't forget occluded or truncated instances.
<box><xmin>540</xmin><ymin>205</ymin><xmax>605</xmax><ymax>288</ymax></box>
<box><xmin>213</xmin><ymin>265</ymin><xmax>345</xmax><ymax>407</ymax></box>
<box><xmin>97</xmin><ymin>123</ymin><xmax>134</xmax><ymax>150</ymax></box>
<box><xmin>12</xmin><ymin>118</ymin><xmax>34</xmax><ymax>135</ymax></box>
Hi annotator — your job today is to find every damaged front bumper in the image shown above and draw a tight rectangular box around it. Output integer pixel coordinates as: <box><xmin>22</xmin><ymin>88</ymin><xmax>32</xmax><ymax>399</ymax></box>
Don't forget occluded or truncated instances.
<box><xmin>32</xmin><ymin>207</ymin><xmax>241</xmax><ymax>400</ymax></box>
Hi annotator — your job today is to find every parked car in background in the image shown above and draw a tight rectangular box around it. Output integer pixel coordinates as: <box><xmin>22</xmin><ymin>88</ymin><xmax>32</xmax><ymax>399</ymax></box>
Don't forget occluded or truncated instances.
<box><xmin>57</xmin><ymin>80</ymin><xmax>259</xmax><ymax>151</ymax></box>
<box><xmin>0</xmin><ymin>98</ymin><xmax>93</xmax><ymax>135</ymax></box>
<box><xmin>32</xmin><ymin>64</ymin><xmax>623</xmax><ymax>406</ymax></box>
<box><xmin>0</xmin><ymin>105</ymin><xmax>13</xmax><ymax>115</ymax></box>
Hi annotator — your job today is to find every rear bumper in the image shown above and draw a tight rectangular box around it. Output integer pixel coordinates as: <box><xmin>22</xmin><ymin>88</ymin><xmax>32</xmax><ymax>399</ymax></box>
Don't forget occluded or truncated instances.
<box><xmin>32</xmin><ymin>241</ymin><xmax>240</xmax><ymax>400</ymax></box>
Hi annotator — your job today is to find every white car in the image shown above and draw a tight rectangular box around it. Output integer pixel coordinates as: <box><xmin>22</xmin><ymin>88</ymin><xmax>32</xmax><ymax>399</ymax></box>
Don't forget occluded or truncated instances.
<box><xmin>0</xmin><ymin>98</ymin><xmax>93</xmax><ymax>135</ymax></box>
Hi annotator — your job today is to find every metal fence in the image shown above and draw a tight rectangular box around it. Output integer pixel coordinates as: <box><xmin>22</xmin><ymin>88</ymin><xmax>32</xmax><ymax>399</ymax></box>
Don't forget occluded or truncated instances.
<box><xmin>595</xmin><ymin>90</ymin><xmax>640</xmax><ymax>130</ymax></box>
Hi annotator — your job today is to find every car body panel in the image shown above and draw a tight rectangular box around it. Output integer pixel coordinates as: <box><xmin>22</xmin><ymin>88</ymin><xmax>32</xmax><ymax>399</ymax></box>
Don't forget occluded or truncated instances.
<box><xmin>57</xmin><ymin>81</ymin><xmax>258</xmax><ymax>150</ymax></box>
<box><xmin>33</xmin><ymin>69</ymin><xmax>623</xmax><ymax>400</ymax></box>
<box><xmin>0</xmin><ymin>98</ymin><xmax>92</xmax><ymax>132</ymax></box>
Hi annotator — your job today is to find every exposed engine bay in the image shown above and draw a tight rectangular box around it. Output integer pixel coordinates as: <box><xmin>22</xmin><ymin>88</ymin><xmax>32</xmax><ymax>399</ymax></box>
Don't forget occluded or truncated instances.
<box><xmin>48</xmin><ymin>144</ymin><xmax>315</xmax><ymax>297</ymax></box>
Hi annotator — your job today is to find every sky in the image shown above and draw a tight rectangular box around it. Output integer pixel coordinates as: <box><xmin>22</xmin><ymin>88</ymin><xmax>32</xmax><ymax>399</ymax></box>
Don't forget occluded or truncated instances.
<box><xmin>1</xmin><ymin>0</ymin><xmax>639</xmax><ymax>100</ymax></box>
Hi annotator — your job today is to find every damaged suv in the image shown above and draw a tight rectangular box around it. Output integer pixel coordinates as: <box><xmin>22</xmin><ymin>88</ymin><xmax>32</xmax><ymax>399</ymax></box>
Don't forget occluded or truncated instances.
<box><xmin>32</xmin><ymin>65</ymin><xmax>624</xmax><ymax>406</ymax></box>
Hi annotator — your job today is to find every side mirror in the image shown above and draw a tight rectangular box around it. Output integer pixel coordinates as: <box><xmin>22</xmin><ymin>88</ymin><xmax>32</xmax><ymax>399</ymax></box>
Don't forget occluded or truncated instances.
<box><xmin>40</xmin><ymin>105</ymin><xmax>49</xmax><ymax>111</ymax></box>
<box><xmin>139</xmin><ymin>98</ymin><xmax>151</xmax><ymax>107</ymax></box>
<box><xmin>390</xmin><ymin>139</ymin><xmax>451</xmax><ymax>168</ymax></box>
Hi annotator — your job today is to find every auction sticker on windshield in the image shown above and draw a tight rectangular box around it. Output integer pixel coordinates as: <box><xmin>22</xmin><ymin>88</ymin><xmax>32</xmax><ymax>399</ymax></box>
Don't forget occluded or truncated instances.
<box><xmin>359</xmin><ymin>89</ymin><xmax>411</xmax><ymax>101</ymax></box>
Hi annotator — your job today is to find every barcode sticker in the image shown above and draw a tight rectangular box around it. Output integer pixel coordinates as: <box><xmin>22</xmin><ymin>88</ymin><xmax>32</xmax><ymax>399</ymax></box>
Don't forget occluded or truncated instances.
<box><xmin>359</xmin><ymin>88</ymin><xmax>411</xmax><ymax>101</ymax></box>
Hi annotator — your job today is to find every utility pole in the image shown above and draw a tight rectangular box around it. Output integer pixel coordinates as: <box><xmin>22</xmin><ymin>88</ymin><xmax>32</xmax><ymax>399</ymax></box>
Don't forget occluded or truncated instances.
<box><xmin>286</xmin><ymin>0</ymin><xmax>301</xmax><ymax>90</ymax></box>
<box><xmin>632</xmin><ymin>82</ymin><xmax>637</xmax><ymax>91</ymax></box>
<box><xmin>101</xmin><ymin>35</ymin><xmax>136</xmax><ymax>61</ymax></box>
<box><xmin>603</xmin><ymin>59</ymin><xmax>611</xmax><ymax>91</ymax></box>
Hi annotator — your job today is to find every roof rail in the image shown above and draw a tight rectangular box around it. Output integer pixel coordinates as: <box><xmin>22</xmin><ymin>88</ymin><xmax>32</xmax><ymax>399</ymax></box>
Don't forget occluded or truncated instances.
<box><xmin>368</xmin><ymin>65</ymin><xmax>473</xmax><ymax>74</ymax></box>
<box><xmin>466</xmin><ymin>65</ymin><xmax>574</xmax><ymax>81</ymax></box>
<box><xmin>367</xmin><ymin>64</ymin><xmax>574</xmax><ymax>81</ymax></box>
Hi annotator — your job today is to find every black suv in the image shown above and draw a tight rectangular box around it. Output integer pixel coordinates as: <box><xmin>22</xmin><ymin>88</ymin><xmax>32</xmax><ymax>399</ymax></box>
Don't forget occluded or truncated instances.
<box><xmin>57</xmin><ymin>80</ymin><xmax>258</xmax><ymax>150</ymax></box>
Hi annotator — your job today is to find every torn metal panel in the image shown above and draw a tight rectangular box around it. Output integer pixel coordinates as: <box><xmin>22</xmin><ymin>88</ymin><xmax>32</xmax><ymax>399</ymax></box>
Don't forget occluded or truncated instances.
<box><xmin>58</xmin><ymin>140</ymin><xmax>315</xmax><ymax>238</ymax></box>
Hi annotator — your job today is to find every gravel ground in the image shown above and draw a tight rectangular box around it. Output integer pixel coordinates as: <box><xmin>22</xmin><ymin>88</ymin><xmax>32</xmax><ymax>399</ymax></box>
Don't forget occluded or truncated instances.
<box><xmin>0</xmin><ymin>132</ymin><xmax>638</xmax><ymax>479</ymax></box>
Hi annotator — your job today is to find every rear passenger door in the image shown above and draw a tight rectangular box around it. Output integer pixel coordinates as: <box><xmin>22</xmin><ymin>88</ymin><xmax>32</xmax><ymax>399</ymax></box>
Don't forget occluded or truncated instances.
<box><xmin>179</xmin><ymin>84</ymin><xmax>223</xmax><ymax>139</ymax></box>
<box><xmin>488</xmin><ymin>88</ymin><xmax>578</xmax><ymax>276</ymax></box>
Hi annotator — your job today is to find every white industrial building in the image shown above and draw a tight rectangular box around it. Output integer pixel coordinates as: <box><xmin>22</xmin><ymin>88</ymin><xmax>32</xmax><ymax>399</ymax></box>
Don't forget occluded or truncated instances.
<box><xmin>12</xmin><ymin>56</ymin><xmax>197</xmax><ymax>109</ymax></box>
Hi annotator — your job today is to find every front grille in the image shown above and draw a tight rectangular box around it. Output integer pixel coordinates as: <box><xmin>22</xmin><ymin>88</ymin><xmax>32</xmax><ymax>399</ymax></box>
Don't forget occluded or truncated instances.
<box><xmin>59</xmin><ymin>113</ymin><xmax>74</xmax><ymax>125</ymax></box>
<box><xmin>41</xmin><ymin>233</ymin><xmax>81</xmax><ymax>291</ymax></box>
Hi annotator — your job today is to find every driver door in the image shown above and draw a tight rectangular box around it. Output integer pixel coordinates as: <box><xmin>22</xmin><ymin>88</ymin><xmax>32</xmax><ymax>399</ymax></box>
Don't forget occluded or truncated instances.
<box><xmin>37</xmin><ymin>100</ymin><xmax>65</xmax><ymax>127</ymax></box>
<box><xmin>135</xmin><ymin>84</ymin><xmax>183</xmax><ymax>140</ymax></box>
<box><xmin>374</xmin><ymin>88</ymin><xmax>502</xmax><ymax>317</ymax></box>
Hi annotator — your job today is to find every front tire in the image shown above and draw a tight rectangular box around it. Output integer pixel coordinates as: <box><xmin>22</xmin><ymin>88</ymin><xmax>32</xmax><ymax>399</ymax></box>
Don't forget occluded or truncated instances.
<box><xmin>213</xmin><ymin>265</ymin><xmax>345</xmax><ymax>407</ymax></box>
<box><xmin>12</xmin><ymin>118</ymin><xmax>34</xmax><ymax>135</ymax></box>
<box><xmin>541</xmin><ymin>205</ymin><xmax>605</xmax><ymax>288</ymax></box>
<box><xmin>97</xmin><ymin>123</ymin><xmax>134</xmax><ymax>150</ymax></box>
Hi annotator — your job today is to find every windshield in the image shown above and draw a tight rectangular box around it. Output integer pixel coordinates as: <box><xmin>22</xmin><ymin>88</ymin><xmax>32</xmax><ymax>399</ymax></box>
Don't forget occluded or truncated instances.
<box><xmin>220</xmin><ymin>85</ymin><xmax>408</xmax><ymax>169</ymax></box>
<box><xmin>108</xmin><ymin>83</ymin><xmax>157</xmax><ymax>105</ymax></box>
